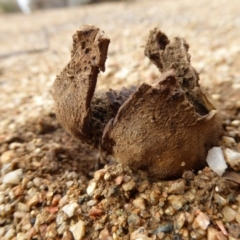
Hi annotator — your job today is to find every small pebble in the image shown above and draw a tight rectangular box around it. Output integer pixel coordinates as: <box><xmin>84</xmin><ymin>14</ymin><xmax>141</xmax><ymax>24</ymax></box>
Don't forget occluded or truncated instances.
<box><xmin>104</xmin><ymin>172</ymin><xmax>111</xmax><ymax>181</ymax></box>
<box><xmin>2</xmin><ymin>169</ymin><xmax>23</xmax><ymax>185</ymax></box>
<box><xmin>94</xmin><ymin>169</ymin><xmax>107</xmax><ymax>182</ymax></box>
<box><xmin>236</xmin><ymin>214</ymin><xmax>240</xmax><ymax>224</ymax></box>
<box><xmin>152</xmin><ymin>224</ymin><xmax>173</xmax><ymax>234</ymax></box>
<box><xmin>62</xmin><ymin>202</ymin><xmax>79</xmax><ymax>218</ymax></box>
<box><xmin>168</xmin><ymin>180</ymin><xmax>186</xmax><ymax>194</ymax></box>
<box><xmin>16</xmin><ymin>202</ymin><xmax>29</xmax><ymax>212</ymax></box>
<box><xmin>62</xmin><ymin>230</ymin><xmax>74</xmax><ymax>240</ymax></box>
<box><xmin>69</xmin><ymin>220</ymin><xmax>85</xmax><ymax>240</ymax></box>
<box><xmin>66</xmin><ymin>181</ymin><xmax>74</xmax><ymax>188</ymax></box>
<box><xmin>190</xmin><ymin>229</ymin><xmax>206</xmax><ymax>240</ymax></box>
<box><xmin>86</xmin><ymin>181</ymin><xmax>97</xmax><ymax>196</ymax></box>
<box><xmin>115</xmin><ymin>176</ymin><xmax>124</xmax><ymax>185</ymax></box>
<box><xmin>221</xmin><ymin>136</ymin><xmax>237</xmax><ymax>148</ymax></box>
<box><xmin>133</xmin><ymin>197</ymin><xmax>145</xmax><ymax>210</ymax></box>
<box><xmin>9</xmin><ymin>142</ymin><xmax>23</xmax><ymax>150</ymax></box>
<box><xmin>222</xmin><ymin>206</ymin><xmax>237</xmax><ymax>222</ymax></box>
<box><xmin>130</xmin><ymin>227</ymin><xmax>152</xmax><ymax>240</ymax></box>
<box><xmin>168</xmin><ymin>195</ymin><xmax>187</xmax><ymax>210</ymax></box>
<box><xmin>224</xmin><ymin>148</ymin><xmax>240</xmax><ymax>171</ymax></box>
<box><xmin>33</xmin><ymin>177</ymin><xmax>43</xmax><ymax>188</ymax></box>
<box><xmin>27</xmin><ymin>194</ymin><xmax>39</xmax><ymax>208</ymax></box>
<box><xmin>99</xmin><ymin>228</ymin><xmax>112</xmax><ymax>240</ymax></box>
<box><xmin>56</xmin><ymin>212</ymin><xmax>68</xmax><ymax>226</ymax></box>
<box><xmin>207</xmin><ymin>227</ymin><xmax>223</xmax><ymax>240</ymax></box>
<box><xmin>87</xmin><ymin>200</ymin><xmax>98</xmax><ymax>206</ymax></box>
<box><xmin>59</xmin><ymin>196</ymin><xmax>68</xmax><ymax>207</ymax></box>
<box><xmin>52</xmin><ymin>194</ymin><xmax>62</xmax><ymax>206</ymax></box>
<box><xmin>165</xmin><ymin>206</ymin><xmax>175</xmax><ymax>216</ymax></box>
<box><xmin>179</xmin><ymin>228</ymin><xmax>189</xmax><ymax>239</ymax></box>
<box><xmin>122</xmin><ymin>179</ymin><xmax>135</xmax><ymax>191</ymax></box>
<box><xmin>206</xmin><ymin>147</ymin><xmax>227</xmax><ymax>176</ymax></box>
<box><xmin>231</xmin><ymin>120</ymin><xmax>240</xmax><ymax>127</ymax></box>
<box><xmin>193</xmin><ymin>212</ymin><xmax>210</xmax><ymax>230</ymax></box>
<box><xmin>175</xmin><ymin>212</ymin><xmax>185</xmax><ymax>230</ymax></box>
<box><xmin>214</xmin><ymin>194</ymin><xmax>228</xmax><ymax>206</ymax></box>
<box><xmin>89</xmin><ymin>206</ymin><xmax>103</xmax><ymax>217</ymax></box>
<box><xmin>0</xmin><ymin>150</ymin><xmax>15</xmax><ymax>164</ymax></box>
<box><xmin>149</xmin><ymin>191</ymin><xmax>160</xmax><ymax>205</ymax></box>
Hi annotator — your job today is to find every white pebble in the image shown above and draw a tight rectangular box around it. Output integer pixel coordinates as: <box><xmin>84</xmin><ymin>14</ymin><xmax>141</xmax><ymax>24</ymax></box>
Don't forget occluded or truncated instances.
<box><xmin>133</xmin><ymin>197</ymin><xmax>145</xmax><ymax>210</ymax></box>
<box><xmin>62</xmin><ymin>202</ymin><xmax>79</xmax><ymax>218</ymax></box>
<box><xmin>206</xmin><ymin>147</ymin><xmax>227</xmax><ymax>176</ymax></box>
<box><xmin>86</xmin><ymin>181</ymin><xmax>97</xmax><ymax>196</ymax></box>
<box><xmin>33</xmin><ymin>177</ymin><xmax>43</xmax><ymax>187</ymax></box>
<box><xmin>122</xmin><ymin>179</ymin><xmax>135</xmax><ymax>191</ymax></box>
<box><xmin>222</xmin><ymin>206</ymin><xmax>237</xmax><ymax>222</ymax></box>
<box><xmin>175</xmin><ymin>212</ymin><xmax>185</xmax><ymax>230</ymax></box>
<box><xmin>2</xmin><ymin>169</ymin><xmax>23</xmax><ymax>185</ymax></box>
<box><xmin>130</xmin><ymin>227</ymin><xmax>152</xmax><ymax>240</ymax></box>
<box><xmin>66</xmin><ymin>181</ymin><xmax>74</xmax><ymax>188</ymax></box>
<box><xmin>70</xmin><ymin>220</ymin><xmax>85</xmax><ymax>240</ymax></box>
<box><xmin>224</xmin><ymin>148</ymin><xmax>240</xmax><ymax>171</ymax></box>
<box><xmin>221</xmin><ymin>136</ymin><xmax>237</xmax><ymax>148</ymax></box>
<box><xmin>193</xmin><ymin>212</ymin><xmax>210</xmax><ymax>230</ymax></box>
<box><xmin>4</xmin><ymin>227</ymin><xmax>15</xmax><ymax>239</ymax></box>
<box><xmin>0</xmin><ymin>150</ymin><xmax>15</xmax><ymax>164</ymax></box>
<box><xmin>231</xmin><ymin>120</ymin><xmax>240</xmax><ymax>127</ymax></box>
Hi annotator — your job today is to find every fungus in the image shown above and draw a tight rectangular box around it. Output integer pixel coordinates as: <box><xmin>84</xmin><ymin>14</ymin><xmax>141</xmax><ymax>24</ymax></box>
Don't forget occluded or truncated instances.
<box><xmin>52</xmin><ymin>25</ymin><xmax>221</xmax><ymax>180</ymax></box>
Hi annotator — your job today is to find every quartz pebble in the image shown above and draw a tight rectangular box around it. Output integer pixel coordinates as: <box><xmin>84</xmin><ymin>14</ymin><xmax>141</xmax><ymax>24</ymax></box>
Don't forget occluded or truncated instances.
<box><xmin>62</xmin><ymin>202</ymin><xmax>79</xmax><ymax>218</ymax></box>
<box><xmin>69</xmin><ymin>220</ymin><xmax>85</xmax><ymax>240</ymax></box>
<box><xmin>99</xmin><ymin>228</ymin><xmax>112</xmax><ymax>240</ymax></box>
<box><xmin>231</xmin><ymin>120</ymin><xmax>240</xmax><ymax>127</ymax></box>
<box><xmin>33</xmin><ymin>177</ymin><xmax>43</xmax><ymax>187</ymax></box>
<box><xmin>130</xmin><ymin>227</ymin><xmax>152</xmax><ymax>240</ymax></box>
<box><xmin>221</xmin><ymin>136</ymin><xmax>237</xmax><ymax>148</ymax></box>
<box><xmin>236</xmin><ymin>214</ymin><xmax>240</xmax><ymax>224</ymax></box>
<box><xmin>94</xmin><ymin>169</ymin><xmax>107</xmax><ymax>182</ymax></box>
<box><xmin>86</xmin><ymin>181</ymin><xmax>97</xmax><ymax>196</ymax></box>
<box><xmin>207</xmin><ymin>227</ymin><xmax>225</xmax><ymax>240</ymax></box>
<box><xmin>214</xmin><ymin>194</ymin><xmax>228</xmax><ymax>206</ymax></box>
<box><xmin>165</xmin><ymin>206</ymin><xmax>175</xmax><ymax>216</ymax></box>
<box><xmin>206</xmin><ymin>147</ymin><xmax>227</xmax><ymax>176</ymax></box>
<box><xmin>175</xmin><ymin>212</ymin><xmax>185</xmax><ymax>230</ymax></box>
<box><xmin>168</xmin><ymin>195</ymin><xmax>187</xmax><ymax>210</ymax></box>
<box><xmin>193</xmin><ymin>212</ymin><xmax>210</xmax><ymax>230</ymax></box>
<box><xmin>0</xmin><ymin>150</ymin><xmax>15</xmax><ymax>164</ymax></box>
<box><xmin>222</xmin><ymin>206</ymin><xmax>237</xmax><ymax>222</ymax></box>
<box><xmin>168</xmin><ymin>180</ymin><xmax>186</xmax><ymax>194</ymax></box>
<box><xmin>16</xmin><ymin>202</ymin><xmax>29</xmax><ymax>212</ymax></box>
<box><xmin>2</xmin><ymin>169</ymin><xmax>23</xmax><ymax>185</ymax></box>
<box><xmin>224</xmin><ymin>148</ymin><xmax>240</xmax><ymax>171</ymax></box>
<box><xmin>62</xmin><ymin>231</ymin><xmax>74</xmax><ymax>240</ymax></box>
<box><xmin>122</xmin><ymin>179</ymin><xmax>135</xmax><ymax>191</ymax></box>
<box><xmin>133</xmin><ymin>197</ymin><xmax>145</xmax><ymax>210</ymax></box>
<box><xmin>27</xmin><ymin>194</ymin><xmax>39</xmax><ymax>208</ymax></box>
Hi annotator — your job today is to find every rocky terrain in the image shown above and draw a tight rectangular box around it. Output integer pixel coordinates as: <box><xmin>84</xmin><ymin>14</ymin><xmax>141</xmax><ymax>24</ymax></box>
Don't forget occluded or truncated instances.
<box><xmin>0</xmin><ymin>0</ymin><xmax>240</xmax><ymax>239</ymax></box>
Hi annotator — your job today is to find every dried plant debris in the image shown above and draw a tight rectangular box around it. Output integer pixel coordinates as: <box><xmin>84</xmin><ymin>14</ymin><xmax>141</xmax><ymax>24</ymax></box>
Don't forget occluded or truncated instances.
<box><xmin>53</xmin><ymin>25</ymin><xmax>222</xmax><ymax>180</ymax></box>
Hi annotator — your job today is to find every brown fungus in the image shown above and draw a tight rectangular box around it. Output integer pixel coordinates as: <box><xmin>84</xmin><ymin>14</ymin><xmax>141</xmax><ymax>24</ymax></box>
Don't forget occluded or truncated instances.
<box><xmin>52</xmin><ymin>25</ymin><xmax>222</xmax><ymax>180</ymax></box>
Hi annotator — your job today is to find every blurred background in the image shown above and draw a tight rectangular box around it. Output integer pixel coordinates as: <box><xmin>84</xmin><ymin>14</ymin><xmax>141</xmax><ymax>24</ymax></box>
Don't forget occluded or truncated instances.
<box><xmin>0</xmin><ymin>0</ymin><xmax>123</xmax><ymax>14</ymax></box>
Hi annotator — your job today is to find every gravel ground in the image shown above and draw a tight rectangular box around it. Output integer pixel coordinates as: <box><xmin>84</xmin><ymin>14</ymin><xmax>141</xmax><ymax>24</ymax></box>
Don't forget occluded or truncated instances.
<box><xmin>0</xmin><ymin>0</ymin><xmax>240</xmax><ymax>239</ymax></box>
